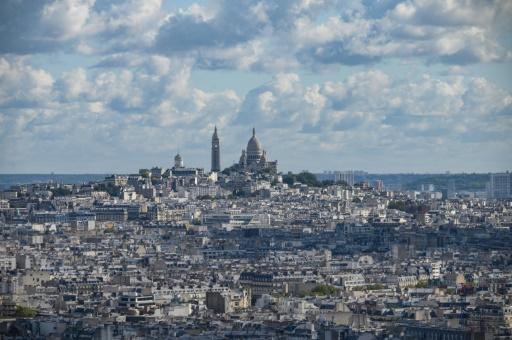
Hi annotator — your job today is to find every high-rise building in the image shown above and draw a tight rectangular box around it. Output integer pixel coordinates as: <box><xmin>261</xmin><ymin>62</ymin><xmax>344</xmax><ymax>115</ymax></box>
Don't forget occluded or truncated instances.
<box><xmin>211</xmin><ymin>126</ymin><xmax>221</xmax><ymax>173</ymax></box>
<box><xmin>447</xmin><ymin>179</ymin><xmax>455</xmax><ymax>199</ymax></box>
<box><xmin>487</xmin><ymin>173</ymin><xmax>510</xmax><ymax>200</ymax></box>
<box><xmin>335</xmin><ymin>171</ymin><xmax>354</xmax><ymax>186</ymax></box>
<box><xmin>372</xmin><ymin>180</ymin><xmax>384</xmax><ymax>189</ymax></box>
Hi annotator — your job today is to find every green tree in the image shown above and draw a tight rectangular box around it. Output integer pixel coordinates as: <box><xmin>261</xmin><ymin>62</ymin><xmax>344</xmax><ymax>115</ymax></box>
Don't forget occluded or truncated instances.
<box><xmin>311</xmin><ymin>284</ymin><xmax>338</xmax><ymax>296</ymax></box>
<box><xmin>282</xmin><ymin>173</ymin><xmax>296</xmax><ymax>186</ymax></box>
<box><xmin>367</xmin><ymin>283</ymin><xmax>387</xmax><ymax>290</ymax></box>
<box><xmin>414</xmin><ymin>281</ymin><xmax>428</xmax><ymax>288</ymax></box>
<box><xmin>51</xmin><ymin>187</ymin><xmax>72</xmax><ymax>197</ymax></box>
<box><xmin>13</xmin><ymin>306</ymin><xmax>36</xmax><ymax>317</ymax></box>
<box><xmin>234</xmin><ymin>190</ymin><xmax>247</xmax><ymax>197</ymax></box>
<box><xmin>197</xmin><ymin>195</ymin><xmax>214</xmax><ymax>200</ymax></box>
<box><xmin>221</xmin><ymin>166</ymin><xmax>236</xmax><ymax>175</ymax></box>
<box><xmin>387</xmin><ymin>200</ymin><xmax>405</xmax><ymax>211</ymax></box>
<box><xmin>298</xmin><ymin>291</ymin><xmax>314</xmax><ymax>298</ymax></box>
<box><xmin>352</xmin><ymin>197</ymin><xmax>361</xmax><ymax>203</ymax></box>
<box><xmin>321</xmin><ymin>180</ymin><xmax>335</xmax><ymax>187</ymax></box>
<box><xmin>94</xmin><ymin>183</ymin><xmax>122</xmax><ymax>197</ymax></box>
<box><xmin>282</xmin><ymin>172</ymin><xmax>322</xmax><ymax>187</ymax></box>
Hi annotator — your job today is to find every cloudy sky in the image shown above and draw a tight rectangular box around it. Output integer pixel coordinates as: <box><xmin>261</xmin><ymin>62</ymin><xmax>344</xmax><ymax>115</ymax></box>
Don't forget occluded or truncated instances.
<box><xmin>0</xmin><ymin>0</ymin><xmax>511</xmax><ymax>174</ymax></box>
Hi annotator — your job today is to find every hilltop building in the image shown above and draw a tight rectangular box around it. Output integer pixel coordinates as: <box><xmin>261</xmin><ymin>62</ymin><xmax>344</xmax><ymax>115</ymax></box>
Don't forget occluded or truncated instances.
<box><xmin>171</xmin><ymin>153</ymin><xmax>204</xmax><ymax>179</ymax></box>
<box><xmin>211</xmin><ymin>127</ymin><xmax>278</xmax><ymax>174</ymax></box>
<box><xmin>211</xmin><ymin>127</ymin><xmax>221</xmax><ymax>173</ymax></box>
<box><xmin>234</xmin><ymin>128</ymin><xmax>278</xmax><ymax>174</ymax></box>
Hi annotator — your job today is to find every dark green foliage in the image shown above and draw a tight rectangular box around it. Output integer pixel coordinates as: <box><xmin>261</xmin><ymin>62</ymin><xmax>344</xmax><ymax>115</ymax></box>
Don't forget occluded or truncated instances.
<box><xmin>13</xmin><ymin>306</ymin><xmax>36</xmax><ymax>317</ymax></box>
<box><xmin>282</xmin><ymin>173</ymin><xmax>296</xmax><ymax>186</ymax></box>
<box><xmin>415</xmin><ymin>281</ymin><xmax>428</xmax><ymax>288</ymax></box>
<box><xmin>197</xmin><ymin>195</ymin><xmax>214</xmax><ymax>200</ymax></box>
<box><xmin>104</xmin><ymin>227</ymin><xmax>117</xmax><ymax>234</ymax></box>
<box><xmin>387</xmin><ymin>200</ymin><xmax>405</xmax><ymax>211</ymax></box>
<box><xmin>351</xmin><ymin>283</ymin><xmax>387</xmax><ymax>291</ymax></box>
<box><xmin>50</xmin><ymin>187</ymin><xmax>72</xmax><ymax>197</ymax></box>
<box><xmin>321</xmin><ymin>179</ymin><xmax>335</xmax><ymax>186</ymax></box>
<box><xmin>298</xmin><ymin>284</ymin><xmax>338</xmax><ymax>297</ymax></box>
<box><xmin>221</xmin><ymin>166</ymin><xmax>236</xmax><ymax>175</ymax></box>
<box><xmin>311</xmin><ymin>284</ymin><xmax>337</xmax><ymax>295</ymax></box>
<box><xmin>233</xmin><ymin>190</ymin><xmax>247</xmax><ymax>197</ymax></box>
<box><xmin>296</xmin><ymin>172</ymin><xmax>320</xmax><ymax>186</ymax></box>
<box><xmin>192</xmin><ymin>219</ymin><xmax>202</xmax><ymax>225</ymax></box>
<box><xmin>282</xmin><ymin>172</ymin><xmax>336</xmax><ymax>187</ymax></box>
<box><xmin>94</xmin><ymin>183</ymin><xmax>122</xmax><ymax>197</ymax></box>
<box><xmin>352</xmin><ymin>197</ymin><xmax>361</xmax><ymax>203</ymax></box>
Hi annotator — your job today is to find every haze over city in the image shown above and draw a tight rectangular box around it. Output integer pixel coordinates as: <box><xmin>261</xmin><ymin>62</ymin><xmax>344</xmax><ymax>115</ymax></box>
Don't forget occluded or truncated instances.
<box><xmin>0</xmin><ymin>0</ymin><xmax>511</xmax><ymax>174</ymax></box>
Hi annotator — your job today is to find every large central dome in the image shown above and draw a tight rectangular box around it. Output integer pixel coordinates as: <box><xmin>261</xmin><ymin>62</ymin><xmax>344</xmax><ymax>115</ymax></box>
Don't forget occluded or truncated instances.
<box><xmin>246</xmin><ymin>128</ymin><xmax>263</xmax><ymax>162</ymax></box>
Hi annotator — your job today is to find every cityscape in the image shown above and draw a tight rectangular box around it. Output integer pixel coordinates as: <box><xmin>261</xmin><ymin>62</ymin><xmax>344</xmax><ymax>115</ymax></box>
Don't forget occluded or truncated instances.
<box><xmin>0</xmin><ymin>127</ymin><xmax>511</xmax><ymax>339</ymax></box>
<box><xmin>1</xmin><ymin>0</ymin><xmax>512</xmax><ymax>339</ymax></box>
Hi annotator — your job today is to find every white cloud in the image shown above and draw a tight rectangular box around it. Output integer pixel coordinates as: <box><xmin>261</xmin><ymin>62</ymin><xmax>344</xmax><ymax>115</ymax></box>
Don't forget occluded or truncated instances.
<box><xmin>0</xmin><ymin>0</ymin><xmax>510</xmax><ymax>173</ymax></box>
<box><xmin>39</xmin><ymin>0</ymin><xmax>94</xmax><ymax>41</ymax></box>
<box><xmin>0</xmin><ymin>57</ymin><xmax>54</xmax><ymax>107</ymax></box>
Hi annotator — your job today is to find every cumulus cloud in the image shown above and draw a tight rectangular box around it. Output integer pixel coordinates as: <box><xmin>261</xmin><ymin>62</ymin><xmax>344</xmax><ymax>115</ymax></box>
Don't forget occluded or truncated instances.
<box><xmin>0</xmin><ymin>0</ymin><xmax>510</xmax><ymax>173</ymax></box>
<box><xmin>1</xmin><ymin>0</ymin><xmax>510</xmax><ymax>68</ymax></box>
<box><xmin>0</xmin><ymin>57</ymin><xmax>54</xmax><ymax>107</ymax></box>
<box><xmin>0</xmin><ymin>56</ymin><xmax>241</xmax><ymax>172</ymax></box>
<box><xmin>230</xmin><ymin>67</ymin><xmax>511</xmax><ymax>171</ymax></box>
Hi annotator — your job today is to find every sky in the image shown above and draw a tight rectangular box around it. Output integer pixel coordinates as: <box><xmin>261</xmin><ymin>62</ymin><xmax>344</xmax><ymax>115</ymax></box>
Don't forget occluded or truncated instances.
<box><xmin>0</xmin><ymin>0</ymin><xmax>511</xmax><ymax>174</ymax></box>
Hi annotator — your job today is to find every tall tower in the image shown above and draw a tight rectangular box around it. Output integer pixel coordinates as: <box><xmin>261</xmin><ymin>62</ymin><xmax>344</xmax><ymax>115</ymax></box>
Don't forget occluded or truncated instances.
<box><xmin>211</xmin><ymin>126</ymin><xmax>221</xmax><ymax>172</ymax></box>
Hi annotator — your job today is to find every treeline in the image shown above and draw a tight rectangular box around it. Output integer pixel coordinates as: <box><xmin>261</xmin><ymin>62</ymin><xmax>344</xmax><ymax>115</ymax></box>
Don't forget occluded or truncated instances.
<box><xmin>282</xmin><ymin>172</ymin><xmax>347</xmax><ymax>188</ymax></box>
<box><xmin>50</xmin><ymin>187</ymin><xmax>71</xmax><ymax>197</ymax></box>
<box><xmin>93</xmin><ymin>183</ymin><xmax>122</xmax><ymax>197</ymax></box>
<box><xmin>404</xmin><ymin>173</ymin><xmax>497</xmax><ymax>191</ymax></box>
<box><xmin>298</xmin><ymin>284</ymin><xmax>338</xmax><ymax>297</ymax></box>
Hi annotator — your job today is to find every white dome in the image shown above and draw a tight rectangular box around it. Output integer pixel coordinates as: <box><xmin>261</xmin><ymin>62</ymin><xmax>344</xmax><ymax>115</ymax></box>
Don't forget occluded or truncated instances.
<box><xmin>246</xmin><ymin>128</ymin><xmax>263</xmax><ymax>162</ymax></box>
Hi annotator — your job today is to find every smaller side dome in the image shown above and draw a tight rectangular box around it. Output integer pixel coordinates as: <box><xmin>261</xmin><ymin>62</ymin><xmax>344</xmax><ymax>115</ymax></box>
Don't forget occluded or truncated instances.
<box><xmin>260</xmin><ymin>150</ymin><xmax>269</xmax><ymax>164</ymax></box>
<box><xmin>239</xmin><ymin>150</ymin><xmax>247</xmax><ymax>165</ymax></box>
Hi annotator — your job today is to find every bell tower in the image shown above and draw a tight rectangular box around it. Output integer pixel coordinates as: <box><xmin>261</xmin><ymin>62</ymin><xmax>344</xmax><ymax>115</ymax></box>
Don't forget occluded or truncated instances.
<box><xmin>211</xmin><ymin>126</ymin><xmax>221</xmax><ymax>172</ymax></box>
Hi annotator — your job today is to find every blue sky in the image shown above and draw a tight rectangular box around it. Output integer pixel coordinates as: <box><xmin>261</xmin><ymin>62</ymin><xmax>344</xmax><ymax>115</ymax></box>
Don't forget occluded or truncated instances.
<box><xmin>0</xmin><ymin>0</ymin><xmax>511</xmax><ymax>174</ymax></box>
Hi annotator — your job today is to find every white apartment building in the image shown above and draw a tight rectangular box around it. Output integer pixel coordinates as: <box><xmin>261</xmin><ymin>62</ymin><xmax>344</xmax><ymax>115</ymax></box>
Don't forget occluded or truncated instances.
<box><xmin>339</xmin><ymin>273</ymin><xmax>365</xmax><ymax>290</ymax></box>
<box><xmin>0</xmin><ymin>257</ymin><xmax>16</xmax><ymax>271</ymax></box>
<box><xmin>335</xmin><ymin>171</ymin><xmax>355</xmax><ymax>186</ymax></box>
<box><xmin>487</xmin><ymin>173</ymin><xmax>510</xmax><ymax>199</ymax></box>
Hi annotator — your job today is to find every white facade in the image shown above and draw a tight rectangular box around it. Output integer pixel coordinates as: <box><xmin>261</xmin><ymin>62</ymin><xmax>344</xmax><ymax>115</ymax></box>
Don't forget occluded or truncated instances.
<box><xmin>335</xmin><ymin>171</ymin><xmax>355</xmax><ymax>186</ymax></box>
<box><xmin>339</xmin><ymin>273</ymin><xmax>365</xmax><ymax>290</ymax></box>
<box><xmin>487</xmin><ymin>173</ymin><xmax>510</xmax><ymax>199</ymax></box>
